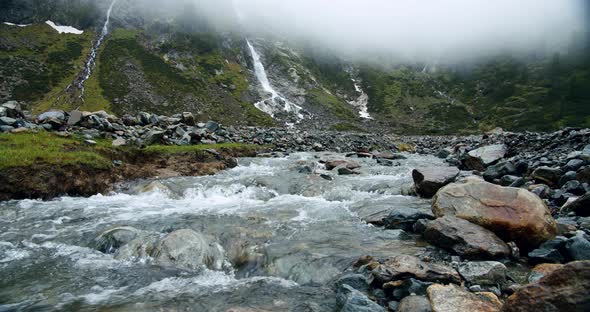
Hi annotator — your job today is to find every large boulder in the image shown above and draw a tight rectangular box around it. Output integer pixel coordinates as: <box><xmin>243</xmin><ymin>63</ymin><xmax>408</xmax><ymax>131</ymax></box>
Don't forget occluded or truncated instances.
<box><xmin>412</xmin><ymin>167</ymin><xmax>460</xmax><ymax>198</ymax></box>
<box><xmin>502</xmin><ymin>261</ymin><xmax>590</xmax><ymax>312</ymax></box>
<box><xmin>428</xmin><ymin>284</ymin><xmax>502</xmax><ymax>312</ymax></box>
<box><xmin>463</xmin><ymin>144</ymin><xmax>507</xmax><ymax>171</ymax></box>
<box><xmin>423</xmin><ymin>216</ymin><xmax>511</xmax><ymax>259</ymax></box>
<box><xmin>432</xmin><ymin>178</ymin><xmax>557</xmax><ymax>250</ymax></box>
<box><xmin>370</xmin><ymin>255</ymin><xmax>461</xmax><ymax>285</ymax></box>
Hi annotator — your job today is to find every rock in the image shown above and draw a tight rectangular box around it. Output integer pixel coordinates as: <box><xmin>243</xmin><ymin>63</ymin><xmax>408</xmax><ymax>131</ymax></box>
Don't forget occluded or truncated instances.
<box><xmin>370</xmin><ymin>255</ymin><xmax>461</xmax><ymax>285</ymax></box>
<box><xmin>336</xmin><ymin>284</ymin><xmax>385</xmax><ymax>312</ymax></box>
<box><xmin>373</xmin><ymin>152</ymin><xmax>406</xmax><ymax>160</ymax></box>
<box><xmin>144</xmin><ymin>130</ymin><xmax>165</xmax><ymax>145</ymax></box>
<box><xmin>559</xmin><ymin>171</ymin><xmax>578</xmax><ymax>187</ymax></box>
<box><xmin>531</xmin><ymin>166</ymin><xmax>563</xmax><ymax>186</ymax></box>
<box><xmin>463</xmin><ymin>144</ymin><xmax>507</xmax><ymax>171</ymax></box>
<box><xmin>335</xmin><ymin>274</ymin><xmax>370</xmax><ymax>294</ymax></box>
<box><xmin>0</xmin><ymin>125</ymin><xmax>13</xmax><ymax>132</ymax></box>
<box><xmin>384</xmin><ymin>278</ymin><xmax>432</xmax><ymax>300</ymax></box>
<box><xmin>527</xmin><ymin>263</ymin><xmax>563</xmax><ymax>283</ymax></box>
<box><xmin>583</xmin><ymin>145</ymin><xmax>590</xmax><ymax>155</ymax></box>
<box><xmin>577</xmin><ymin>167</ymin><xmax>590</xmax><ymax>184</ymax></box>
<box><xmin>562</xmin><ymin>180</ymin><xmax>586</xmax><ymax>196</ymax></box>
<box><xmin>398</xmin><ymin>295</ymin><xmax>431</xmax><ymax>312</ymax></box>
<box><xmin>181</xmin><ymin>112</ymin><xmax>195</xmax><ymax>126</ymax></box>
<box><xmin>412</xmin><ymin>167</ymin><xmax>460</xmax><ymax>198</ymax></box>
<box><xmin>483</xmin><ymin>162</ymin><xmax>517</xmax><ymax>182</ymax></box>
<box><xmin>312</xmin><ymin>143</ymin><xmax>324</xmax><ymax>151</ymax></box>
<box><xmin>205</xmin><ymin>121</ymin><xmax>219</xmax><ymax>132</ymax></box>
<box><xmin>325</xmin><ymin>160</ymin><xmax>360</xmax><ymax>171</ymax></box>
<box><xmin>500</xmin><ymin>175</ymin><xmax>520</xmax><ymax>187</ymax></box>
<box><xmin>502</xmin><ymin>261</ymin><xmax>590</xmax><ymax>312</ymax></box>
<box><xmin>84</xmin><ymin>139</ymin><xmax>97</xmax><ymax>145</ymax></box>
<box><xmin>383</xmin><ymin>208</ymin><xmax>435</xmax><ymax>231</ymax></box>
<box><xmin>564</xmin><ymin>232</ymin><xmax>590</xmax><ymax>261</ymax></box>
<box><xmin>112</xmin><ymin>138</ymin><xmax>126</xmax><ymax>147</ymax></box>
<box><xmin>37</xmin><ymin>110</ymin><xmax>65</xmax><ymax>122</ymax></box>
<box><xmin>2</xmin><ymin>101</ymin><xmax>21</xmax><ymax>117</ymax></box>
<box><xmin>94</xmin><ymin>226</ymin><xmax>147</xmax><ymax>254</ymax></box>
<box><xmin>564</xmin><ymin>159</ymin><xmax>585</xmax><ymax>172</ymax></box>
<box><xmin>563</xmin><ymin>193</ymin><xmax>590</xmax><ymax>216</ymax></box>
<box><xmin>67</xmin><ymin>110</ymin><xmax>83</xmax><ymax>126</ymax></box>
<box><xmin>0</xmin><ymin>116</ymin><xmax>17</xmax><ymax>126</ymax></box>
<box><xmin>423</xmin><ymin>216</ymin><xmax>511</xmax><ymax>259</ymax></box>
<box><xmin>527</xmin><ymin>236</ymin><xmax>567</xmax><ymax>264</ymax></box>
<box><xmin>458</xmin><ymin>261</ymin><xmax>507</xmax><ymax>285</ymax></box>
<box><xmin>432</xmin><ymin>178</ymin><xmax>557</xmax><ymax>250</ymax></box>
<box><xmin>150</xmin><ymin>229</ymin><xmax>225</xmax><ymax>271</ymax></box>
<box><xmin>427</xmin><ymin>284</ymin><xmax>502</xmax><ymax>312</ymax></box>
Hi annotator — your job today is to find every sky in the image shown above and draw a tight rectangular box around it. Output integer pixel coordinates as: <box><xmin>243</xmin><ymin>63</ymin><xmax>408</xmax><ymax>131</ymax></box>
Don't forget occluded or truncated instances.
<box><xmin>131</xmin><ymin>0</ymin><xmax>589</xmax><ymax>63</ymax></box>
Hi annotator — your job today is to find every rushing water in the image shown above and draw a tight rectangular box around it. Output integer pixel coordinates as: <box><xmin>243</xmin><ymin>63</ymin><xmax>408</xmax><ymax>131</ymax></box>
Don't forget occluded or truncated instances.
<box><xmin>0</xmin><ymin>152</ymin><xmax>443</xmax><ymax>311</ymax></box>
<box><xmin>76</xmin><ymin>0</ymin><xmax>117</xmax><ymax>99</ymax></box>
<box><xmin>246</xmin><ymin>40</ymin><xmax>305</xmax><ymax>120</ymax></box>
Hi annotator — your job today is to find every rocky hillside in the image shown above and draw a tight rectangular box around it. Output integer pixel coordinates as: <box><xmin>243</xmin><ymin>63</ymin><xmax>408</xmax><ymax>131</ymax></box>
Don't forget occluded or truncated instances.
<box><xmin>1</xmin><ymin>0</ymin><xmax>589</xmax><ymax>134</ymax></box>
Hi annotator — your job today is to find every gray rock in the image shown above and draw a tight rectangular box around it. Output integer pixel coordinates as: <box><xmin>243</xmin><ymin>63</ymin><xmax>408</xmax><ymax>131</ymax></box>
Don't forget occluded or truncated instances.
<box><xmin>564</xmin><ymin>232</ymin><xmax>590</xmax><ymax>261</ymax></box>
<box><xmin>67</xmin><ymin>110</ymin><xmax>83</xmax><ymax>126</ymax></box>
<box><xmin>94</xmin><ymin>226</ymin><xmax>148</xmax><ymax>254</ymax></box>
<box><xmin>37</xmin><ymin>110</ymin><xmax>65</xmax><ymax>122</ymax></box>
<box><xmin>371</xmin><ymin>255</ymin><xmax>461</xmax><ymax>284</ymax></box>
<box><xmin>181</xmin><ymin>112</ymin><xmax>195</xmax><ymax>126</ymax></box>
<box><xmin>112</xmin><ymin>138</ymin><xmax>126</xmax><ymax>147</ymax></box>
<box><xmin>144</xmin><ymin>130</ymin><xmax>165</xmax><ymax>145</ymax></box>
<box><xmin>562</xmin><ymin>180</ymin><xmax>586</xmax><ymax>195</ymax></box>
<box><xmin>583</xmin><ymin>144</ymin><xmax>590</xmax><ymax>155</ymax></box>
<box><xmin>458</xmin><ymin>261</ymin><xmax>507</xmax><ymax>285</ymax></box>
<box><xmin>0</xmin><ymin>116</ymin><xmax>17</xmax><ymax>126</ymax></box>
<box><xmin>527</xmin><ymin>236</ymin><xmax>567</xmax><ymax>264</ymax></box>
<box><xmin>335</xmin><ymin>274</ymin><xmax>370</xmax><ymax>294</ymax></box>
<box><xmin>2</xmin><ymin>101</ymin><xmax>21</xmax><ymax>117</ymax></box>
<box><xmin>383</xmin><ymin>208</ymin><xmax>435</xmax><ymax>231</ymax></box>
<box><xmin>398</xmin><ymin>295</ymin><xmax>431</xmax><ymax>312</ymax></box>
<box><xmin>338</xmin><ymin>167</ymin><xmax>359</xmax><ymax>175</ymax></box>
<box><xmin>559</xmin><ymin>171</ymin><xmax>578</xmax><ymax>187</ymax></box>
<box><xmin>463</xmin><ymin>144</ymin><xmax>507</xmax><ymax>171</ymax></box>
<box><xmin>564</xmin><ymin>159</ymin><xmax>585</xmax><ymax>172</ymax></box>
<box><xmin>0</xmin><ymin>125</ymin><xmax>15</xmax><ymax>132</ymax></box>
<box><xmin>336</xmin><ymin>284</ymin><xmax>385</xmax><ymax>312</ymax></box>
<box><xmin>423</xmin><ymin>216</ymin><xmax>511</xmax><ymax>259</ymax></box>
<box><xmin>385</xmin><ymin>278</ymin><xmax>432</xmax><ymax>300</ymax></box>
<box><xmin>205</xmin><ymin>121</ymin><xmax>220</xmax><ymax>132</ymax></box>
<box><xmin>483</xmin><ymin>161</ymin><xmax>516</xmax><ymax>182</ymax></box>
<box><xmin>412</xmin><ymin>167</ymin><xmax>460</xmax><ymax>198</ymax></box>
<box><xmin>563</xmin><ymin>193</ymin><xmax>590</xmax><ymax>216</ymax></box>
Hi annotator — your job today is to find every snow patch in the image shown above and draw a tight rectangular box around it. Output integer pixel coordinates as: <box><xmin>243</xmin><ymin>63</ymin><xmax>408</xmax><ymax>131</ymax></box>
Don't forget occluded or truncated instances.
<box><xmin>45</xmin><ymin>20</ymin><xmax>83</xmax><ymax>34</ymax></box>
<box><xmin>3</xmin><ymin>22</ymin><xmax>30</xmax><ymax>27</ymax></box>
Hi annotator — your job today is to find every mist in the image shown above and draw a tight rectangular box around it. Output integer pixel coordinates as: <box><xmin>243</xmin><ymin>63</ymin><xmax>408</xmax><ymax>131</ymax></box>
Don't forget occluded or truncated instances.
<box><xmin>126</xmin><ymin>0</ymin><xmax>588</xmax><ymax>63</ymax></box>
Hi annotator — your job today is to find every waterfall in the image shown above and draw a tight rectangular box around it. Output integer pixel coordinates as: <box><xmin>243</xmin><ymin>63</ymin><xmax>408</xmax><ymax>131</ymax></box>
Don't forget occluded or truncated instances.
<box><xmin>77</xmin><ymin>0</ymin><xmax>117</xmax><ymax>99</ymax></box>
<box><xmin>349</xmin><ymin>78</ymin><xmax>372</xmax><ymax>119</ymax></box>
<box><xmin>246</xmin><ymin>40</ymin><xmax>304</xmax><ymax>119</ymax></box>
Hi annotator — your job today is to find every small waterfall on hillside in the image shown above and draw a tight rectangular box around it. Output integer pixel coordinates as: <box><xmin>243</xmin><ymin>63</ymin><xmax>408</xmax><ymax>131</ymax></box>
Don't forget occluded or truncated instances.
<box><xmin>76</xmin><ymin>0</ymin><xmax>117</xmax><ymax>99</ymax></box>
<box><xmin>349</xmin><ymin>78</ymin><xmax>372</xmax><ymax>119</ymax></box>
<box><xmin>246</xmin><ymin>40</ymin><xmax>304</xmax><ymax>120</ymax></box>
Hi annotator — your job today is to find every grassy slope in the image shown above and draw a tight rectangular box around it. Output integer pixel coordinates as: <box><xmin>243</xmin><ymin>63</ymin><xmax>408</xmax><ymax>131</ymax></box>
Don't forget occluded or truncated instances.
<box><xmin>0</xmin><ymin>131</ymin><xmax>262</xmax><ymax>169</ymax></box>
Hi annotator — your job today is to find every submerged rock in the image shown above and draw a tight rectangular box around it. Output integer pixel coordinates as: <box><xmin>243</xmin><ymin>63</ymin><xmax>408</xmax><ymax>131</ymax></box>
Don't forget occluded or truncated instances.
<box><xmin>94</xmin><ymin>226</ymin><xmax>148</xmax><ymax>254</ymax></box>
<box><xmin>432</xmin><ymin>178</ymin><xmax>557</xmax><ymax>250</ymax></box>
<box><xmin>412</xmin><ymin>167</ymin><xmax>460</xmax><ymax>198</ymax></box>
<box><xmin>423</xmin><ymin>216</ymin><xmax>511</xmax><ymax>259</ymax></box>
<box><xmin>502</xmin><ymin>261</ymin><xmax>590</xmax><ymax>312</ymax></box>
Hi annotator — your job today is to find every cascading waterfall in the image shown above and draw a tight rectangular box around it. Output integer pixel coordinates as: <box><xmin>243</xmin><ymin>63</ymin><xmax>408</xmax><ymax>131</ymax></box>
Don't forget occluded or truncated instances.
<box><xmin>246</xmin><ymin>40</ymin><xmax>304</xmax><ymax>120</ymax></box>
<box><xmin>349</xmin><ymin>78</ymin><xmax>372</xmax><ymax>119</ymax></box>
<box><xmin>76</xmin><ymin>0</ymin><xmax>117</xmax><ymax>99</ymax></box>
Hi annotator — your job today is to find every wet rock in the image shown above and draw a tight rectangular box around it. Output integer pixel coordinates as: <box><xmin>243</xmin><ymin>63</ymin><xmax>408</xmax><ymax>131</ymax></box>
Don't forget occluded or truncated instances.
<box><xmin>370</xmin><ymin>255</ymin><xmax>461</xmax><ymax>285</ymax></box>
<box><xmin>338</xmin><ymin>167</ymin><xmax>360</xmax><ymax>175</ymax></box>
<box><xmin>564</xmin><ymin>232</ymin><xmax>590</xmax><ymax>261</ymax></box>
<box><xmin>383</xmin><ymin>208</ymin><xmax>435</xmax><ymax>231</ymax></box>
<box><xmin>373</xmin><ymin>152</ymin><xmax>406</xmax><ymax>160</ymax></box>
<box><xmin>423</xmin><ymin>216</ymin><xmax>511</xmax><ymax>259</ymax></box>
<box><xmin>335</xmin><ymin>274</ymin><xmax>370</xmax><ymax>294</ymax></box>
<box><xmin>94</xmin><ymin>226</ymin><xmax>148</xmax><ymax>254</ymax></box>
<box><xmin>150</xmin><ymin>229</ymin><xmax>226</xmax><ymax>271</ymax></box>
<box><xmin>398</xmin><ymin>295</ymin><xmax>431</xmax><ymax>312</ymax></box>
<box><xmin>432</xmin><ymin>178</ymin><xmax>557</xmax><ymax>250</ymax></box>
<box><xmin>336</xmin><ymin>284</ymin><xmax>385</xmax><ymax>312</ymax></box>
<box><xmin>412</xmin><ymin>167</ymin><xmax>460</xmax><ymax>198</ymax></box>
<box><xmin>427</xmin><ymin>284</ymin><xmax>502</xmax><ymax>312</ymax></box>
<box><xmin>531</xmin><ymin>166</ymin><xmax>563</xmax><ymax>187</ymax></box>
<box><xmin>325</xmin><ymin>160</ymin><xmax>360</xmax><ymax>171</ymax></box>
<box><xmin>463</xmin><ymin>144</ymin><xmax>507</xmax><ymax>171</ymax></box>
<box><xmin>527</xmin><ymin>263</ymin><xmax>563</xmax><ymax>283</ymax></box>
<box><xmin>458</xmin><ymin>261</ymin><xmax>507</xmax><ymax>285</ymax></box>
<box><xmin>502</xmin><ymin>261</ymin><xmax>590</xmax><ymax>312</ymax></box>
<box><xmin>483</xmin><ymin>161</ymin><xmax>517</xmax><ymax>182</ymax></box>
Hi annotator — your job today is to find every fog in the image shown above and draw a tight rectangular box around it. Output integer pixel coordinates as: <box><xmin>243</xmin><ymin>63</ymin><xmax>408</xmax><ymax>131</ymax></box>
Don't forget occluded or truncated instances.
<box><xmin>127</xmin><ymin>0</ymin><xmax>589</xmax><ymax>63</ymax></box>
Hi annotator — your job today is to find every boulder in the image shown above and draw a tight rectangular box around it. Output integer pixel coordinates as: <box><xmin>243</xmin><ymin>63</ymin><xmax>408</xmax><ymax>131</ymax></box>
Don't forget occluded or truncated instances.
<box><xmin>383</xmin><ymin>208</ymin><xmax>435</xmax><ymax>231</ymax></box>
<box><xmin>502</xmin><ymin>261</ymin><xmax>590</xmax><ymax>312</ymax></box>
<box><xmin>94</xmin><ymin>226</ymin><xmax>148</xmax><ymax>254</ymax></box>
<box><xmin>531</xmin><ymin>167</ymin><xmax>563</xmax><ymax>187</ymax></box>
<box><xmin>151</xmin><ymin>229</ymin><xmax>225</xmax><ymax>271</ymax></box>
<box><xmin>398</xmin><ymin>295</ymin><xmax>432</xmax><ymax>312</ymax></box>
<box><xmin>463</xmin><ymin>144</ymin><xmax>507</xmax><ymax>171</ymax></box>
<box><xmin>427</xmin><ymin>284</ymin><xmax>502</xmax><ymax>312</ymax></box>
<box><xmin>432</xmin><ymin>178</ymin><xmax>557</xmax><ymax>250</ymax></box>
<box><xmin>0</xmin><ymin>116</ymin><xmax>17</xmax><ymax>126</ymax></box>
<box><xmin>458</xmin><ymin>261</ymin><xmax>507</xmax><ymax>285</ymax></box>
<box><xmin>423</xmin><ymin>216</ymin><xmax>511</xmax><ymax>259</ymax></box>
<box><xmin>370</xmin><ymin>255</ymin><xmax>461</xmax><ymax>285</ymax></box>
<box><xmin>67</xmin><ymin>110</ymin><xmax>83</xmax><ymax>126</ymax></box>
<box><xmin>412</xmin><ymin>167</ymin><xmax>460</xmax><ymax>198</ymax></box>
<box><xmin>336</xmin><ymin>284</ymin><xmax>385</xmax><ymax>312</ymax></box>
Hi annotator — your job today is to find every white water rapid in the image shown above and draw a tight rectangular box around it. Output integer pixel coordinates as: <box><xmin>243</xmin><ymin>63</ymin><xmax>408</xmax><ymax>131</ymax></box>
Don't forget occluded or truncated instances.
<box><xmin>77</xmin><ymin>0</ymin><xmax>117</xmax><ymax>98</ymax></box>
<box><xmin>246</xmin><ymin>40</ymin><xmax>304</xmax><ymax>120</ymax></box>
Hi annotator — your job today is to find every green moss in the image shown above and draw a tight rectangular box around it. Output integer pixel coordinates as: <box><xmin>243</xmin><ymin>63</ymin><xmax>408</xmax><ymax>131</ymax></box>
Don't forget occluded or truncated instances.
<box><xmin>0</xmin><ymin>131</ymin><xmax>110</xmax><ymax>169</ymax></box>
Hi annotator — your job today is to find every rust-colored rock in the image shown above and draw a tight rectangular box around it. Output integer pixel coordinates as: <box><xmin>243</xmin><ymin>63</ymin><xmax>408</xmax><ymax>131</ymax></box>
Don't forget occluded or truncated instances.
<box><xmin>502</xmin><ymin>261</ymin><xmax>590</xmax><ymax>312</ymax></box>
<box><xmin>432</xmin><ymin>178</ymin><xmax>557</xmax><ymax>250</ymax></box>
<box><xmin>527</xmin><ymin>263</ymin><xmax>564</xmax><ymax>283</ymax></box>
<box><xmin>427</xmin><ymin>284</ymin><xmax>502</xmax><ymax>312</ymax></box>
<box><xmin>370</xmin><ymin>255</ymin><xmax>461</xmax><ymax>285</ymax></box>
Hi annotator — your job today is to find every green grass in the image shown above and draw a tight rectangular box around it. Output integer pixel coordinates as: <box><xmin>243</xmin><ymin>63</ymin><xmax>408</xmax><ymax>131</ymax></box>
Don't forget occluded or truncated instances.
<box><xmin>0</xmin><ymin>131</ymin><xmax>111</xmax><ymax>169</ymax></box>
<box><xmin>307</xmin><ymin>89</ymin><xmax>359</xmax><ymax>122</ymax></box>
<box><xmin>144</xmin><ymin>142</ymin><xmax>264</xmax><ymax>154</ymax></box>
